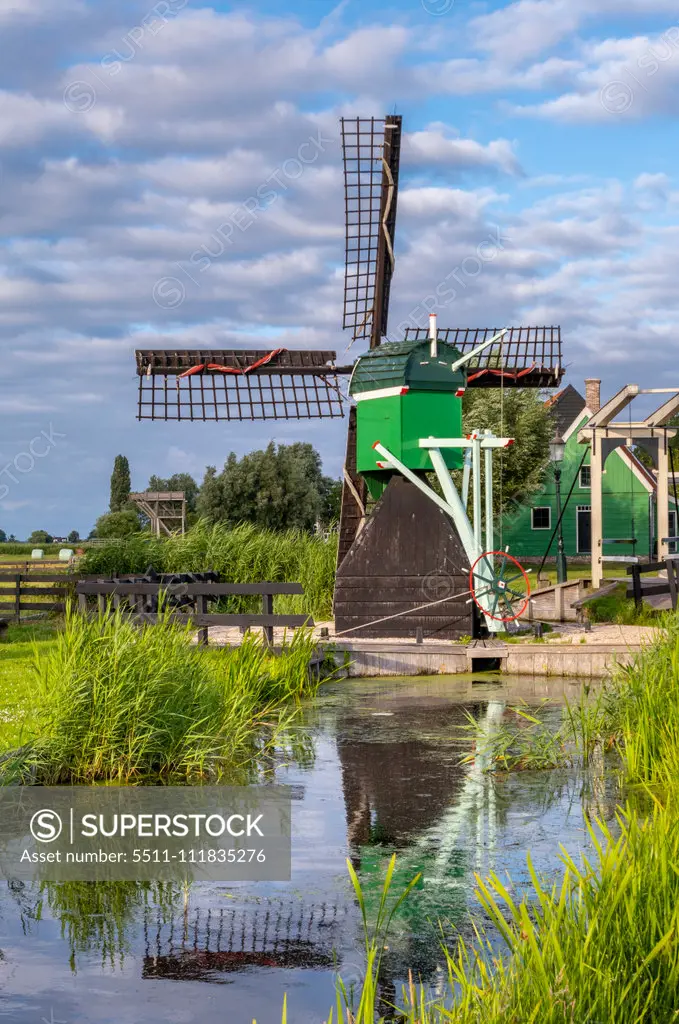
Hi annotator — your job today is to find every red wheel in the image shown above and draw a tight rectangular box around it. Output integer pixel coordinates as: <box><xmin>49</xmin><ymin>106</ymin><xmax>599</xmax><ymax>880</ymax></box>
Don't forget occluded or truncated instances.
<box><xmin>469</xmin><ymin>550</ymin><xmax>530</xmax><ymax>623</ymax></box>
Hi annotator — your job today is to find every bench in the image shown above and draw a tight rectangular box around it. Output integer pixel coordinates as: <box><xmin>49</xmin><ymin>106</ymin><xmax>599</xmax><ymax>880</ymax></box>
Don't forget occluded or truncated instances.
<box><xmin>75</xmin><ymin>580</ymin><xmax>313</xmax><ymax>646</ymax></box>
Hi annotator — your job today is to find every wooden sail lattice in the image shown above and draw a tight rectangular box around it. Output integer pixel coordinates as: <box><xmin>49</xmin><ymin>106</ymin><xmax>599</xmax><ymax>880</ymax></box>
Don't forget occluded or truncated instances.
<box><xmin>341</xmin><ymin>115</ymin><xmax>402</xmax><ymax>348</ymax></box>
<box><xmin>403</xmin><ymin>326</ymin><xmax>563</xmax><ymax>388</ymax></box>
<box><xmin>136</xmin><ymin>349</ymin><xmax>346</xmax><ymax>422</ymax></box>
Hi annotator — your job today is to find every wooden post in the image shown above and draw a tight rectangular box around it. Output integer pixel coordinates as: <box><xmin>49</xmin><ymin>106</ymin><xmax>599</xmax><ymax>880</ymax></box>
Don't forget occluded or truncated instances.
<box><xmin>657</xmin><ymin>432</ymin><xmax>670</xmax><ymax>563</ymax></box>
<box><xmin>631</xmin><ymin>566</ymin><xmax>643</xmax><ymax>611</ymax></box>
<box><xmin>666</xmin><ymin>558</ymin><xmax>678</xmax><ymax>611</ymax></box>
<box><xmin>262</xmin><ymin>592</ymin><xmax>274</xmax><ymax>647</ymax></box>
<box><xmin>590</xmin><ymin>431</ymin><xmax>604</xmax><ymax>589</ymax></box>
<box><xmin>14</xmin><ymin>574</ymin><xmax>21</xmax><ymax>624</ymax></box>
<box><xmin>198</xmin><ymin>594</ymin><xmax>208</xmax><ymax>646</ymax></box>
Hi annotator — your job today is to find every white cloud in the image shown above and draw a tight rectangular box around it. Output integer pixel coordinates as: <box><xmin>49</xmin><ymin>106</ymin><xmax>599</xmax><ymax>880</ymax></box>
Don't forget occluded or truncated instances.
<box><xmin>404</xmin><ymin>126</ymin><xmax>522</xmax><ymax>175</ymax></box>
<box><xmin>513</xmin><ymin>28</ymin><xmax>679</xmax><ymax>121</ymax></box>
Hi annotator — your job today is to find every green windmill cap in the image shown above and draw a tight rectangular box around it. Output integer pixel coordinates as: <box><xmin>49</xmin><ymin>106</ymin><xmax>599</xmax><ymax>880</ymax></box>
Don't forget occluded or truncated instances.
<box><xmin>349</xmin><ymin>339</ymin><xmax>467</xmax><ymax>396</ymax></box>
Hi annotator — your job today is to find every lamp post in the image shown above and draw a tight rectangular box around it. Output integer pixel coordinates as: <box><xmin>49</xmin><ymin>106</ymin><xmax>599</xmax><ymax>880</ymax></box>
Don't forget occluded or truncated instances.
<box><xmin>550</xmin><ymin>432</ymin><xmax>568</xmax><ymax>584</ymax></box>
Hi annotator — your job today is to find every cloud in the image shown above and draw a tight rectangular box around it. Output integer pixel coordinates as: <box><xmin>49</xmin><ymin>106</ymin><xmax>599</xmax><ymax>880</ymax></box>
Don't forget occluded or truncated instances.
<box><xmin>404</xmin><ymin>126</ymin><xmax>522</xmax><ymax>176</ymax></box>
<box><xmin>513</xmin><ymin>28</ymin><xmax>679</xmax><ymax>122</ymax></box>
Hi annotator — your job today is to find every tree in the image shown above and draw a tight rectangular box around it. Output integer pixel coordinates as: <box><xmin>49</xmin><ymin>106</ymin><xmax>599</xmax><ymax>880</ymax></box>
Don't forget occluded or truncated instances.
<box><xmin>67</xmin><ymin>530</ymin><xmax>80</xmax><ymax>543</ymax></box>
<box><xmin>28</xmin><ymin>530</ymin><xmax>53</xmax><ymax>545</ymax></box>
<box><xmin>148</xmin><ymin>473</ymin><xmax>199</xmax><ymax>512</ymax></box>
<box><xmin>94</xmin><ymin>509</ymin><xmax>142</xmax><ymax>539</ymax></box>
<box><xmin>109</xmin><ymin>455</ymin><xmax>131</xmax><ymax>512</ymax></box>
<box><xmin>196</xmin><ymin>443</ymin><xmax>338</xmax><ymax>532</ymax></box>
<box><xmin>319</xmin><ymin>476</ymin><xmax>342</xmax><ymax>525</ymax></box>
<box><xmin>460</xmin><ymin>388</ymin><xmax>553</xmax><ymax>516</ymax></box>
<box><xmin>0</xmin><ymin>529</ymin><xmax>6</xmax><ymax>543</ymax></box>
<box><xmin>196</xmin><ymin>466</ymin><xmax>223</xmax><ymax>522</ymax></box>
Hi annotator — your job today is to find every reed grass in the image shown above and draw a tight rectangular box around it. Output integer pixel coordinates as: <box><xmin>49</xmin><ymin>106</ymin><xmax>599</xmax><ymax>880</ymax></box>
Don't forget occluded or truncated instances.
<box><xmin>0</xmin><ymin>604</ymin><xmax>323</xmax><ymax>784</ymax></box>
<box><xmin>79</xmin><ymin>521</ymin><xmax>338</xmax><ymax>620</ymax></box>
<box><xmin>461</xmin><ymin>701</ymin><xmax>572</xmax><ymax>773</ymax></box>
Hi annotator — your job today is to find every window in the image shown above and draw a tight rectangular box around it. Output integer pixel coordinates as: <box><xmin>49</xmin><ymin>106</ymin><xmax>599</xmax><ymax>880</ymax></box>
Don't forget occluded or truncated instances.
<box><xmin>579</xmin><ymin>465</ymin><xmax>591</xmax><ymax>488</ymax></box>
<box><xmin>531</xmin><ymin>506</ymin><xmax>551</xmax><ymax>530</ymax></box>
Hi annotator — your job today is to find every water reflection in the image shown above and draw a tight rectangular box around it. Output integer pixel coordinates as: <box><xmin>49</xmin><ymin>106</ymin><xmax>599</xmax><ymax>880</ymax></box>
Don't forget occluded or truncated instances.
<box><xmin>142</xmin><ymin>900</ymin><xmax>348</xmax><ymax>981</ymax></box>
<box><xmin>0</xmin><ymin>675</ymin><xmax>619</xmax><ymax>1024</ymax></box>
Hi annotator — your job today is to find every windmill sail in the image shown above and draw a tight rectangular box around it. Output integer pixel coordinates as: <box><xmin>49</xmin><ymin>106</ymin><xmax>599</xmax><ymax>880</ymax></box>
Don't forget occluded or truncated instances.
<box><xmin>135</xmin><ymin>349</ymin><xmax>347</xmax><ymax>422</ymax></box>
<box><xmin>341</xmin><ymin>115</ymin><xmax>402</xmax><ymax>350</ymax></box>
<box><xmin>403</xmin><ymin>326</ymin><xmax>563</xmax><ymax>388</ymax></box>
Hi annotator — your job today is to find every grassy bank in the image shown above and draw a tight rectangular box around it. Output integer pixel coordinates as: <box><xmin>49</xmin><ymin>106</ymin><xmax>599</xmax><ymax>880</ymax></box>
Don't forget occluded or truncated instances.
<box><xmin>79</xmin><ymin>521</ymin><xmax>337</xmax><ymax>621</ymax></box>
<box><xmin>0</xmin><ymin>608</ymin><xmax>324</xmax><ymax>784</ymax></box>
<box><xmin>320</xmin><ymin>617</ymin><xmax>679</xmax><ymax>1024</ymax></box>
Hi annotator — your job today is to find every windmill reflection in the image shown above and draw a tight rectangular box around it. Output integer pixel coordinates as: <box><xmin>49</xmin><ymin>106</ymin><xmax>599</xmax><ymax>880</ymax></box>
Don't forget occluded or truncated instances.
<box><xmin>142</xmin><ymin>901</ymin><xmax>349</xmax><ymax>981</ymax></box>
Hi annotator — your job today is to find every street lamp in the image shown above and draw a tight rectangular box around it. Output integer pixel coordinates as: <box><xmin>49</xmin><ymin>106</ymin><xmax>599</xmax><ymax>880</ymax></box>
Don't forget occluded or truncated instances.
<box><xmin>549</xmin><ymin>432</ymin><xmax>568</xmax><ymax>584</ymax></box>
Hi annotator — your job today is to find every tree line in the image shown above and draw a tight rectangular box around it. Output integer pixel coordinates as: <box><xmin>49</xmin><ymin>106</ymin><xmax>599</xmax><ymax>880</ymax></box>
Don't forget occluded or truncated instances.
<box><xmin>94</xmin><ymin>443</ymin><xmax>343</xmax><ymax>538</ymax></box>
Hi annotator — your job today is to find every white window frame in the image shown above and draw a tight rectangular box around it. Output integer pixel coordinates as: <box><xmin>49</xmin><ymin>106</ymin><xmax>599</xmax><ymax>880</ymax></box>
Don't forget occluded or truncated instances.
<box><xmin>579</xmin><ymin>465</ymin><xmax>591</xmax><ymax>489</ymax></box>
<box><xmin>531</xmin><ymin>506</ymin><xmax>551</xmax><ymax>531</ymax></box>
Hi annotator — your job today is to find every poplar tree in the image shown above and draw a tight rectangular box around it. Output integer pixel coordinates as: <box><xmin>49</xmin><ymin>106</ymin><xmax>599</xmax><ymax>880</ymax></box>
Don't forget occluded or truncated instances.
<box><xmin>109</xmin><ymin>455</ymin><xmax>132</xmax><ymax>512</ymax></box>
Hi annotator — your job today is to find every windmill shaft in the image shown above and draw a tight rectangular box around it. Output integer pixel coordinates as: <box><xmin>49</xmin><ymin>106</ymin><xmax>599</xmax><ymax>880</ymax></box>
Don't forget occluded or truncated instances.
<box><xmin>370</xmin><ymin>114</ymin><xmax>402</xmax><ymax>349</ymax></box>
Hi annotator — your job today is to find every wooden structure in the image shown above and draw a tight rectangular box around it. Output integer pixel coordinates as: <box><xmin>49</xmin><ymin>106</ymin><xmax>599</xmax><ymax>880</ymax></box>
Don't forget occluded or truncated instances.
<box><xmin>0</xmin><ymin>573</ymin><xmax>73</xmax><ymax>623</ymax></box>
<box><xmin>501</xmin><ymin>381</ymin><xmax>678</xmax><ymax>562</ymax></box>
<box><xmin>627</xmin><ymin>558</ymin><xmax>679</xmax><ymax>612</ymax></box>
<box><xmin>129</xmin><ymin>491</ymin><xmax>186</xmax><ymax>537</ymax></box>
<box><xmin>132</xmin><ymin>114</ymin><xmax>564</xmax><ymax>639</ymax></box>
<box><xmin>578</xmin><ymin>385</ymin><xmax>679</xmax><ymax>588</ymax></box>
<box><xmin>76</xmin><ymin>579</ymin><xmax>312</xmax><ymax>646</ymax></box>
<box><xmin>335</xmin><ymin>477</ymin><xmax>477</xmax><ymax>639</ymax></box>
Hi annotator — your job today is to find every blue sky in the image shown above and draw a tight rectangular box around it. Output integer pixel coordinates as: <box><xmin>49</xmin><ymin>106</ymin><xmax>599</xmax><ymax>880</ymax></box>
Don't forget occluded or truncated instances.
<box><xmin>0</xmin><ymin>0</ymin><xmax>678</xmax><ymax>538</ymax></box>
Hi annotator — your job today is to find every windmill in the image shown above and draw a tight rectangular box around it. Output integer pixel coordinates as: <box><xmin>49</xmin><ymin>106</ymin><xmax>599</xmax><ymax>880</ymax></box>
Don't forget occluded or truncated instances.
<box><xmin>135</xmin><ymin>115</ymin><xmax>564</xmax><ymax>639</ymax></box>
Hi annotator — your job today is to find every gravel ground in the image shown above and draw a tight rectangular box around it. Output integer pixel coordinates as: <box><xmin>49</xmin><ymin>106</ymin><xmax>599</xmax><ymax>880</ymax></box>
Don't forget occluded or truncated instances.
<box><xmin>196</xmin><ymin>620</ymin><xmax>661</xmax><ymax>649</ymax></box>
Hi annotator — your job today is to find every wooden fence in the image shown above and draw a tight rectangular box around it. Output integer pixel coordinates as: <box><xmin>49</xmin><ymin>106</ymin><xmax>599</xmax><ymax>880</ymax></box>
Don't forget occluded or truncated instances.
<box><xmin>0</xmin><ymin>560</ymin><xmax>75</xmax><ymax>573</ymax></box>
<box><xmin>0</xmin><ymin>573</ymin><xmax>74</xmax><ymax>623</ymax></box>
<box><xmin>627</xmin><ymin>557</ymin><xmax>679</xmax><ymax>612</ymax></box>
<box><xmin>75</xmin><ymin>580</ymin><xmax>313</xmax><ymax>645</ymax></box>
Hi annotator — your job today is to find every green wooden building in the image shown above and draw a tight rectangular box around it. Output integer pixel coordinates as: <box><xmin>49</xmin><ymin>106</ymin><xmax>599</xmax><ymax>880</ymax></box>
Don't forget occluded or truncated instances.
<box><xmin>501</xmin><ymin>382</ymin><xmax>678</xmax><ymax>561</ymax></box>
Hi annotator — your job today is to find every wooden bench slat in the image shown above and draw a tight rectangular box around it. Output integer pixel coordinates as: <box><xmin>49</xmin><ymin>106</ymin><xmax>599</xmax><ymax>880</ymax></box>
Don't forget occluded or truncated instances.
<box><xmin>75</xmin><ymin>582</ymin><xmax>304</xmax><ymax>596</ymax></box>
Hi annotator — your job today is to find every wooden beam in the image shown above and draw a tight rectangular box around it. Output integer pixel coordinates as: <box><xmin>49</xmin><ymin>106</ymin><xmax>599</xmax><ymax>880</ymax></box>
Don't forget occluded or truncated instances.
<box><xmin>586</xmin><ymin>384</ymin><xmax>639</xmax><ymax>428</ymax></box>
<box><xmin>645</xmin><ymin>391</ymin><xmax>679</xmax><ymax>427</ymax></box>
<box><xmin>590</xmin><ymin>429</ymin><xmax>604</xmax><ymax>589</ymax></box>
<box><xmin>658</xmin><ymin>434</ymin><xmax>670</xmax><ymax>561</ymax></box>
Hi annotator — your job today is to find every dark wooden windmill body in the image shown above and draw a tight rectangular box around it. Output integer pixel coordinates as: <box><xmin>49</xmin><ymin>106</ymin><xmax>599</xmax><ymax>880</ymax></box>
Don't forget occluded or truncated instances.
<box><xmin>135</xmin><ymin>116</ymin><xmax>564</xmax><ymax>640</ymax></box>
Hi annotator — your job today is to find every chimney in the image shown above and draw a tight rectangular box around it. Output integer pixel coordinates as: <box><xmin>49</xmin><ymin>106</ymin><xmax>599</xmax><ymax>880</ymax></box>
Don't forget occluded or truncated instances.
<box><xmin>585</xmin><ymin>378</ymin><xmax>601</xmax><ymax>415</ymax></box>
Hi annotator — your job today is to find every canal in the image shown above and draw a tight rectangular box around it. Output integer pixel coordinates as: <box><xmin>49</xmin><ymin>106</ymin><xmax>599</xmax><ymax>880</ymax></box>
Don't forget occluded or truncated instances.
<box><xmin>0</xmin><ymin>674</ymin><xmax>618</xmax><ymax>1023</ymax></box>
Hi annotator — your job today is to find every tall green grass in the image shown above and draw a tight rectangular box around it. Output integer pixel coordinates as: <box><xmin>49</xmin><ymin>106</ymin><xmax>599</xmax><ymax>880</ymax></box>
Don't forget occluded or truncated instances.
<box><xmin>1</xmin><ymin>605</ymin><xmax>323</xmax><ymax>784</ymax></box>
<box><xmin>80</xmin><ymin>521</ymin><xmax>338</xmax><ymax>620</ymax></box>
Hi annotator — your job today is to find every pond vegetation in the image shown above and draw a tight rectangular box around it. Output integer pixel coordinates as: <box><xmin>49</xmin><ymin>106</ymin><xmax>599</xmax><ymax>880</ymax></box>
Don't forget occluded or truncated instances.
<box><xmin>322</xmin><ymin>615</ymin><xmax>679</xmax><ymax>1023</ymax></box>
